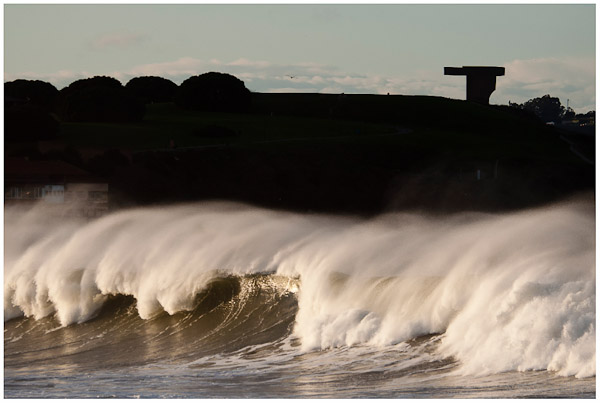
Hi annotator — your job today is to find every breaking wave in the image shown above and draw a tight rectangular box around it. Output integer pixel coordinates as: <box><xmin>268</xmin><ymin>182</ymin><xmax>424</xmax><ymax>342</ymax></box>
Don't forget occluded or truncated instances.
<box><xmin>4</xmin><ymin>200</ymin><xmax>595</xmax><ymax>378</ymax></box>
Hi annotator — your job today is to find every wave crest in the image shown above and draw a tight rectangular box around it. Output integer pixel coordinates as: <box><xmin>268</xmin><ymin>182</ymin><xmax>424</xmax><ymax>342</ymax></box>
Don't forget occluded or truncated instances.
<box><xmin>4</xmin><ymin>201</ymin><xmax>595</xmax><ymax>377</ymax></box>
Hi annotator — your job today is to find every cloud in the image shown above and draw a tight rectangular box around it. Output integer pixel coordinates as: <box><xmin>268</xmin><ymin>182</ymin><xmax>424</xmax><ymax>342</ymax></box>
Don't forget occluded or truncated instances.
<box><xmin>227</xmin><ymin>58</ymin><xmax>272</xmax><ymax>68</ymax></box>
<box><xmin>494</xmin><ymin>57</ymin><xmax>595</xmax><ymax>112</ymax></box>
<box><xmin>125</xmin><ymin>57</ymin><xmax>206</xmax><ymax>77</ymax></box>
<box><xmin>5</xmin><ymin>56</ymin><xmax>595</xmax><ymax>112</ymax></box>
<box><xmin>265</xmin><ymin>87</ymin><xmax>321</xmax><ymax>93</ymax></box>
<box><xmin>112</xmin><ymin>58</ymin><xmax>346</xmax><ymax>90</ymax></box>
<box><xmin>90</xmin><ymin>32</ymin><xmax>146</xmax><ymax>50</ymax></box>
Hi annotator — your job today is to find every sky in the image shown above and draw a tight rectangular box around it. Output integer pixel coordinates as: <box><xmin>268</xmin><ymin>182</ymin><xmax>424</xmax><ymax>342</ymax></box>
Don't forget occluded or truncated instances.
<box><xmin>4</xmin><ymin>4</ymin><xmax>596</xmax><ymax>112</ymax></box>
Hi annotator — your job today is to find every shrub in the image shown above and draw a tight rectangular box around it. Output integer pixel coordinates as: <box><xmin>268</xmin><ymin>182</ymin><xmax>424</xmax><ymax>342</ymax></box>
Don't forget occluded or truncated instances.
<box><xmin>5</xmin><ymin>79</ymin><xmax>59</xmax><ymax>110</ymax></box>
<box><xmin>175</xmin><ymin>72</ymin><xmax>251</xmax><ymax>112</ymax></box>
<box><xmin>55</xmin><ymin>76</ymin><xmax>145</xmax><ymax>122</ymax></box>
<box><xmin>125</xmin><ymin>76</ymin><xmax>178</xmax><ymax>103</ymax></box>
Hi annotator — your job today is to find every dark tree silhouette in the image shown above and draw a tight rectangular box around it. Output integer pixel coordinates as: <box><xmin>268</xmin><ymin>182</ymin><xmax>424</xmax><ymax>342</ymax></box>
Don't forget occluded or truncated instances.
<box><xmin>5</xmin><ymin>79</ymin><xmax>60</xmax><ymax>142</ymax></box>
<box><xmin>55</xmin><ymin>76</ymin><xmax>145</xmax><ymax>122</ymax></box>
<box><xmin>563</xmin><ymin>107</ymin><xmax>576</xmax><ymax>120</ymax></box>
<box><xmin>518</xmin><ymin>94</ymin><xmax>565</xmax><ymax>124</ymax></box>
<box><xmin>175</xmin><ymin>72</ymin><xmax>251</xmax><ymax>112</ymax></box>
<box><xmin>125</xmin><ymin>76</ymin><xmax>178</xmax><ymax>103</ymax></box>
<box><xmin>5</xmin><ymin>79</ymin><xmax>59</xmax><ymax>110</ymax></box>
<box><xmin>66</xmin><ymin>75</ymin><xmax>122</xmax><ymax>91</ymax></box>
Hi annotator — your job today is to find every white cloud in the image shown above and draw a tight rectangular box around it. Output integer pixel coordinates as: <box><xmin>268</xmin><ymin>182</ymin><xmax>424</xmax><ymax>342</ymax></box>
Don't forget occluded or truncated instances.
<box><xmin>494</xmin><ymin>57</ymin><xmax>595</xmax><ymax>112</ymax></box>
<box><xmin>319</xmin><ymin>86</ymin><xmax>345</xmax><ymax>94</ymax></box>
<box><xmin>265</xmin><ymin>87</ymin><xmax>321</xmax><ymax>93</ymax></box>
<box><xmin>227</xmin><ymin>58</ymin><xmax>272</xmax><ymax>68</ymax></box>
<box><xmin>90</xmin><ymin>32</ymin><xmax>147</xmax><ymax>50</ymax></box>
<box><xmin>126</xmin><ymin>57</ymin><xmax>206</xmax><ymax>78</ymax></box>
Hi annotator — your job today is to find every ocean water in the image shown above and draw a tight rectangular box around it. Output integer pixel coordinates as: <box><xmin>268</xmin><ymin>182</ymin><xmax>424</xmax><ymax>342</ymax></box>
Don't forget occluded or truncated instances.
<box><xmin>4</xmin><ymin>200</ymin><xmax>595</xmax><ymax>398</ymax></box>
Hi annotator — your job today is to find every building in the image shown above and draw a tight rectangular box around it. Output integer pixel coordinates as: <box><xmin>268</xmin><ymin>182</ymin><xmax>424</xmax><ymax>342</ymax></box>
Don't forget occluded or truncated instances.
<box><xmin>5</xmin><ymin>158</ymin><xmax>109</xmax><ymax>218</ymax></box>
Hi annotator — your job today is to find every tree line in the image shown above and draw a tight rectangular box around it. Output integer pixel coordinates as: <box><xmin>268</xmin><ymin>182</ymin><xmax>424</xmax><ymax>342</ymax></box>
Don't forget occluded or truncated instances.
<box><xmin>5</xmin><ymin>72</ymin><xmax>595</xmax><ymax>142</ymax></box>
<box><xmin>509</xmin><ymin>94</ymin><xmax>595</xmax><ymax>125</ymax></box>
<box><xmin>4</xmin><ymin>72</ymin><xmax>251</xmax><ymax>141</ymax></box>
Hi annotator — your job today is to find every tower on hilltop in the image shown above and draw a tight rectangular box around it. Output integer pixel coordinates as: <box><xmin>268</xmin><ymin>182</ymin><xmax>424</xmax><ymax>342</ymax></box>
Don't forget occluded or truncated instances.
<box><xmin>444</xmin><ymin>66</ymin><xmax>505</xmax><ymax>105</ymax></box>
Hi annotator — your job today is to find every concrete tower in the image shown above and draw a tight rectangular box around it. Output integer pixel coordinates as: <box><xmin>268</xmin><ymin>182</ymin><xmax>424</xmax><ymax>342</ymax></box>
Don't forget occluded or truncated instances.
<box><xmin>444</xmin><ymin>66</ymin><xmax>505</xmax><ymax>105</ymax></box>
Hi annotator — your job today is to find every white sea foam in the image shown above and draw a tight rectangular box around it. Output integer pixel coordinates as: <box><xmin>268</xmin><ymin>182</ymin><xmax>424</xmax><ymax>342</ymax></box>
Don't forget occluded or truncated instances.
<box><xmin>4</xmin><ymin>200</ymin><xmax>594</xmax><ymax>377</ymax></box>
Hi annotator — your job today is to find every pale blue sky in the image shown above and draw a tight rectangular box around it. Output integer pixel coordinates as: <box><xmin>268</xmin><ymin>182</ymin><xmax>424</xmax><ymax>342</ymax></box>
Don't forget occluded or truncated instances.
<box><xmin>4</xmin><ymin>4</ymin><xmax>596</xmax><ymax>111</ymax></box>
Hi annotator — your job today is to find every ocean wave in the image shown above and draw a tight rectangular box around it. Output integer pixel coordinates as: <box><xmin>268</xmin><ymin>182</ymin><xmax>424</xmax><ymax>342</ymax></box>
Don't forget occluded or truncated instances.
<box><xmin>4</xmin><ymin>200</ymin><xmax>595</xmax><ymax>377</ymax></box>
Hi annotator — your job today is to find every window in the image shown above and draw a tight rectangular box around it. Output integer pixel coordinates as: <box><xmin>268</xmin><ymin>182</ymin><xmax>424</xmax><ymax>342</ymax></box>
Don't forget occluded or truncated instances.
<box><xmin>5</xmin><ymin>187</ymin><xmax>19</xmax><ymax>199</ymax></box>
<box><xmin>5</xmin><ymin>186</ymin><xmax>44</xmax><ymax>200</ymax></box>
<box><xmin>44</xmin><ymin>185</ymin><xmax>65</xmax><ymax>203</ymax></box>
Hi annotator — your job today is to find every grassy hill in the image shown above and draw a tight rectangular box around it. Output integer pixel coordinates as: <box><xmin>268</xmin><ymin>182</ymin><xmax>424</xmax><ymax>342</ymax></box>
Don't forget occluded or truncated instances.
<box><xmin>10</xmin><ymin>93</ymin><xmax>594</xmax><ymax>214</ymax></box>
<box><xmin>58</xmin><ymin>93</ymin><xmax>579</xmax><ymax>161</ymax></box>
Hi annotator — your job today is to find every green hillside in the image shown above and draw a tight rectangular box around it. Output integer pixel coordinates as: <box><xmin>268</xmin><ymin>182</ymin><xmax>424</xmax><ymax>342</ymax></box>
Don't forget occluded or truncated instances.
<box><xmin>14</xmin><ymin>93</ymin><xmax>593</xmax><ymax>214</ymax></box>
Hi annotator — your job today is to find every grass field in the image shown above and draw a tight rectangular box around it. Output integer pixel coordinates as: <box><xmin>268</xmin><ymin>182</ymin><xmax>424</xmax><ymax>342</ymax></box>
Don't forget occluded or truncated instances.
<box><xmin>58</xmin><ymin>93</ymin><xmax>580</xmax><ymax>166</ymax></box>
<box><xmin>17</xmin><ymin>92</ymin><xmax>591</xmax><ymax>213</ymax></box>
<box><xmin>59</xmin><ymin>101</ymin><xmax>398</xmax><ymax>150</ymax></box>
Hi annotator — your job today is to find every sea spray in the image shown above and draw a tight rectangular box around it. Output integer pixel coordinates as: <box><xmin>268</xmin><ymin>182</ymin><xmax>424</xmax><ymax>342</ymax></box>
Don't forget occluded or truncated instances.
<box><xmin>4</xmin><ymin>200</ymin><xmax>594</xmax><ymax>377</ymax></box>
<box><xmin>285</xmin><ymin>203</ymin><xmax>595</xmax><ymax>378</ymax></box>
